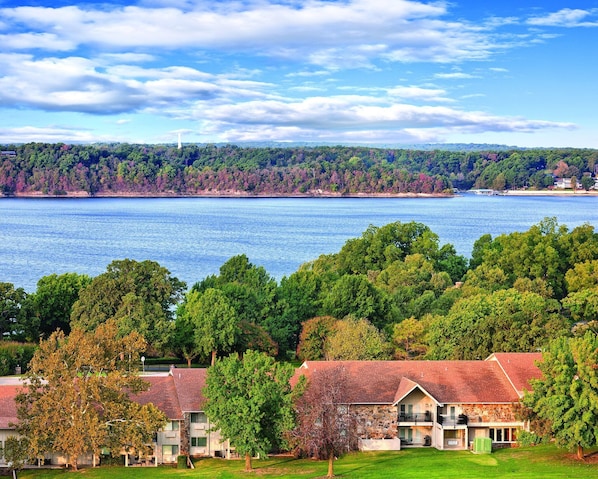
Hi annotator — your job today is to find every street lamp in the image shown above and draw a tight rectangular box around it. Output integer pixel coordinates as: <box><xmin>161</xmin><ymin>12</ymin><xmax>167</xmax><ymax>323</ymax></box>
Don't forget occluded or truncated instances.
<box><xmin>141</xmin><ymin>356</ymin><xmax>145</xmax><ymax>373</ymax></box>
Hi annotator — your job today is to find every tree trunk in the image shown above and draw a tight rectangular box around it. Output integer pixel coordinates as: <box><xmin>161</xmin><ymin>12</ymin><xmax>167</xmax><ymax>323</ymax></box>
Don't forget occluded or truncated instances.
<box><xmin>211</xmin><ymin>350</ymin><xmax>217</xmax><ymax>366</ymax></box>
<box><xmin>577</xmin><ymin>444</ymin><xmax>584</xmax><ymax>460</ymax></box>
<box><xmin>187</xmin><ymin>357</ymin><xmax>192</xmax><ymax>368</ymax></box>
<box><xmin>244</xmin><ymin>452</ymin><xmax>253</xmax><ymax>472</ymax></box>
<box><xmin>327</xmin><ymin>451</ymin><xmax>334</xmax><ymax>478</ymax></box>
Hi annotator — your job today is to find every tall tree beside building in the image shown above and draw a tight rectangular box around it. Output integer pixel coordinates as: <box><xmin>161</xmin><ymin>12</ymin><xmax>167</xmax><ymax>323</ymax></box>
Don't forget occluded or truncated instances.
<box><xmin>522</xmin><ymin>332</ymin><xmax>598</xmax><ymax>460</ymax></box>
<box><xmin>204</xmin><ymin>350</ymin><xmax>295</xmax><ymax>472</ymax></box>
<box><xmin>15</xmin><ymin>320</ymin><xmax>166</xmax><ymax>470</ymax></box>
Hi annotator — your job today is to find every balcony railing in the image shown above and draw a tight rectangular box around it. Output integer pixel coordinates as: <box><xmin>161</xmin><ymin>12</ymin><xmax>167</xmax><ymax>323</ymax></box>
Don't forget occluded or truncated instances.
<box><xmin>437</xmin><ymin>414</ymin><xmax>468</xmax><ymax>426</ymax></box>
<box><xmin>398</xmin><ymin>411</ymin><xmax>432</xmax><ymax>423</ymax></box>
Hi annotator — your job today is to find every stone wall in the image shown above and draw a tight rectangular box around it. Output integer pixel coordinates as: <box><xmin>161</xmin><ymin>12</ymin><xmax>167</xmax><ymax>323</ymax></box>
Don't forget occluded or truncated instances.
<box><xmin>352</xmin><ymin>405</ymin><xmax>398</xmax><ymax>439</ymax></box>
<box><xmin>461</xmin><ymin>403</ymin><xmax>517</xmax><ymax>423</ymax></box>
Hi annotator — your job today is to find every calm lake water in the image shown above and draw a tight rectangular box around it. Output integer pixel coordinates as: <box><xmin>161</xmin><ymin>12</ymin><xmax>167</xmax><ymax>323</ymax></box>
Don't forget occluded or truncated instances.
<box><xmin>1</xmin><ymin>195</ymin><xmax>598</xmax><ymax>292</ymax></box>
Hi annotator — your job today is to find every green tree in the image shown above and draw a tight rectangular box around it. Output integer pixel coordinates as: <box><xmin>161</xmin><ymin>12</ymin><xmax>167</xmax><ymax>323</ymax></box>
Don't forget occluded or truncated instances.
<box><xmin>427</xmin><ymin>289</ymin><xmax>568</xmax><ymax>360</ymax></box>
<box><xmin>204</xmin><ymin>350</ymin><xmax>295</xmax><ymax>472</ymax></box>
<box><xmin>523</xmin><ymin>332</ymin><xmax>598</xmax><ymax>460</ymax></box>
<box><xmin>16</xmin><ymin>320</ymin><xmax>166</xmax><ymax>470</ymax></box>
<box><xmin>325</xmin><ymin>317</ymin><xmax>391</xmax><ymax>360</ymax></box>
<box><xmin>580</xmin><ymin>175</ymin><xmax>595</xmax><ymax>191</ymax></box>
<box><xmin>0</xmin><ymin>282</ymin><xmax>28</xmax><ymax>339</ymax></box>
<box><xmin>71</xmin><ymin>259</ymin><xmax>185</xmax><ymax>352</ymax></box>
<box><xmin>322</xmin><ymin>274</ymin><xmax>395</xmax><ymax>329</ymax></box>
<box><xmin>31</xmin><ymin>273</ymin><xmax>91</xmax><ymax>338</ymax></box>
<box><xmin>186</xmin><ymin>288</ymin><xmax>238</xmax><ymax>366</ymax></box>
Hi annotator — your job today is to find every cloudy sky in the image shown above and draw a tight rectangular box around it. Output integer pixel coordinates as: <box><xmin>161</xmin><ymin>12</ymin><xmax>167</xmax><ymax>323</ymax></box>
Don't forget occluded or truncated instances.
<box><xmin>1</xmin><ymin>0</ymin><xmax>597</xmax><ymax>147</ymax></box>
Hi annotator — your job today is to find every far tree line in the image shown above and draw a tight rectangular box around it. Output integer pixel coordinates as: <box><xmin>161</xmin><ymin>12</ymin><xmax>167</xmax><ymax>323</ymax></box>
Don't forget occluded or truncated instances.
<box><xmin>2</xmin><ymin>143</ymin><xmax>598</xmax><ymax>197</ymax></box>
<box><xmin>1</xmin><ymin>217</ymin><xmax>598</xmax><ymax>369</ymax></box>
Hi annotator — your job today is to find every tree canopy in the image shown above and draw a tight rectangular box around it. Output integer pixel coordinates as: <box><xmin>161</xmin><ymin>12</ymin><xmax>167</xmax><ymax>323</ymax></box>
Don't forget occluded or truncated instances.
<box><xmin>522</xmin><ymin>332</ymin><xmax>598</xmax><ymax>460</ymax></box>
<box><xmin>204</xmin><ymin>350</ymin><xmax>295</xmax><ymax>472</ymax></box>
<box><xmin>70</xmin><ymin>259</ymin><xmax>186</xmax><ymax>352</ymax></box>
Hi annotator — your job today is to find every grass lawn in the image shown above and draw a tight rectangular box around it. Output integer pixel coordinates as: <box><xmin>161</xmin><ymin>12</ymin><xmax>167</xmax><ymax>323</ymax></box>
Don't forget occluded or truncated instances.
<box><xmin>18</xmin><ymin>445</ymin><xmax>598</xmax><ymax>479</ymax></box>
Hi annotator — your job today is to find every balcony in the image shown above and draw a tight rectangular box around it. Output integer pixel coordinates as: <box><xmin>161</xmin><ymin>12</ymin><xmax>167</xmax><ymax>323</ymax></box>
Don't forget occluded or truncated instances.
<box><xmin>437</xmin><ymin>414</ymin><xmax>468</xmax><ymax>427</ymax></box>
<box><xmin>398</xmin><ymin>411</ymin><xmax>432</xmax><ymax>423</ymax></box>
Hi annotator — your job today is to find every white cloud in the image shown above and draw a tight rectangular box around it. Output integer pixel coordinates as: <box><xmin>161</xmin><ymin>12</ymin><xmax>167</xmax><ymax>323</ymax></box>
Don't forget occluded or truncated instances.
<box><xmin>434</xmin><ymin>72</ymin><xmax>478</xmax><ymax>79</ymax></box>
<box><xmin>0</xmin><ymin>0</ymin><xmax>506</xmax><ymax>67</ymax></box>
<box><xmin>527</xmin><ymin>8</ymin><xmax>598</xmax><ymax>27</ymax></box>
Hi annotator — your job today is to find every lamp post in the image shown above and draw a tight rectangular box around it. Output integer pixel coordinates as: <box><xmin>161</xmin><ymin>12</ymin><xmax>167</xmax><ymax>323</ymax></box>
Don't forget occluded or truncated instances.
<box><xmin>141</xmin><ymin>356</ymin><xmax>145</xmax><ymax>373</ymax></box>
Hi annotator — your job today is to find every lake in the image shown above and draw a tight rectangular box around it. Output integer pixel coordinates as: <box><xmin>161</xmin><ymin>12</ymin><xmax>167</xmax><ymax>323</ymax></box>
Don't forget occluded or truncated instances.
<box><xmin>1</xmin><ymin>195</ymin><xmax>598</xmax><ymax>292</ymax></box>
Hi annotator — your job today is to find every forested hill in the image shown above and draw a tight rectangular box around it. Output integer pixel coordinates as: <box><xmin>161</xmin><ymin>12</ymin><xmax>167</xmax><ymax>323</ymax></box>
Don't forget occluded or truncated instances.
<box><xmin>1</xmin><ymin>143</ymin><xmax>597</xmax><ymax>196</ymax></box>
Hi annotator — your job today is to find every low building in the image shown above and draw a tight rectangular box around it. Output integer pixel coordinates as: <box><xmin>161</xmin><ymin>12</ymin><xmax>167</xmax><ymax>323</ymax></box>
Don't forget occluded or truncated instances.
<box><xmin>293</xmin><ymin>352</ymin><xmax>542</xmax><ymax>451</ymax></box>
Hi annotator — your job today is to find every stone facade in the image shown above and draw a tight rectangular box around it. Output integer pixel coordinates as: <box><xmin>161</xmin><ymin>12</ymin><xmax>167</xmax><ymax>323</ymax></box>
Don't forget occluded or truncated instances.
<box><xmin>353</xmin><ymin>404</ymin><xmax>398</xmax><ymax>439</ymax></box>
<box><xmin>461</xmin><ymin>403</ymin><xmax>517</xmax><ymax>424</ymax></box>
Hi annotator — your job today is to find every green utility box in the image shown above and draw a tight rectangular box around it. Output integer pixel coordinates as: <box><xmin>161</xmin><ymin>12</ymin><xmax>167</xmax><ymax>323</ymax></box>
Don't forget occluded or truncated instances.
<box><xmin>472</xmin><ymin>437</ymin><xmax>492</xmax><ymax>454</ymax></box>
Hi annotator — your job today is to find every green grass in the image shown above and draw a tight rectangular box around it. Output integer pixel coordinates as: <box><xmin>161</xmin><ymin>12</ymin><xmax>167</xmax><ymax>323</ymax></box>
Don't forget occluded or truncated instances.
<box><xmin>18</xmin><ymin>445</ymin><xmax>598</xmax><ymax>479</ymax></box>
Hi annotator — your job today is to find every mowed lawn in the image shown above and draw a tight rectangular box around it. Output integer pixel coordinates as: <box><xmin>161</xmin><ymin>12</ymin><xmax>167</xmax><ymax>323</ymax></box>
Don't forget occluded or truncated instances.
<box><xmin>18</xmin><ymin>445</ymin><xmax>598</xmax><ymax>479</ymax></box>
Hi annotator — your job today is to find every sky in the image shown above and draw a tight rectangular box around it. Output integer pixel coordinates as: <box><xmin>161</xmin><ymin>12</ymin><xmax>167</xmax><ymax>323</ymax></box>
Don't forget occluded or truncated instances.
<box><xmin>0</xmin><ymin>0</ymin><xmax>597</xmax><ymax>148</ymax></box>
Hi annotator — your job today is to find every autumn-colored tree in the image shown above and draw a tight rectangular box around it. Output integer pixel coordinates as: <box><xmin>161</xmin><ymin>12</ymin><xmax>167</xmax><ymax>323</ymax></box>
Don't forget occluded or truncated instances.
<box><xmin>16</xmin><ymin>320</ymin><xmax>166</xmax><ymax>470</ymax></box>
<box><xmin>290</xmin><ymin>365</ymin><xmax>358</xmax><ymax>478</ymax></box>
<box><xmin>392</xmin><ymin>316</ymin><xmax>429</xmax><ymax>360</ymax></box>
<box><xmin>296</xmin><ymin>316</ymin><xmax>337</xmax><ymax>361</ymax></box>
<box><xmin>204</xmin><ymin>350</ymin><xmax>295</xmax><ymax>472</ymax></box>
<box><xmin>325</xmin><ymin>317</ymin><xmax>391</xmax><ymax>360</ymax></box>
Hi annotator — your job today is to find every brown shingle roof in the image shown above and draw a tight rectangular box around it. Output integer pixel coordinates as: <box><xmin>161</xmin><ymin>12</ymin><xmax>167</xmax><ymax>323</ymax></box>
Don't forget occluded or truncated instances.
<box><xmin>0</xmin><ymin>385</ymin><xmax>21</xmax><ymax>429</ymax></box>
<box><xmin>133</xmin><ymin>375</ymin><xmax>182</xmax><ymax>420</ymax></box>
<box><xmin>295</xmin><ymin>357</ymin><xmax>540</xmax><ymax>405</ymax></box>
<box><xmin>486</xmin><ymin>352</ymin><xmax>544</xmax><ymax>396</ymax></box>
<box><xmin>171</xmin><ymin>368</ymin><xmax>208</xmax><ymax>412</ymax></box>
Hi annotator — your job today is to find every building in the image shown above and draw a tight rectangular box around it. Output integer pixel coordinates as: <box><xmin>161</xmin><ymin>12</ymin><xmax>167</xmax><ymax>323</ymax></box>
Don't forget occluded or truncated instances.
<box><xmin>0</xmin><ymin>353</ymin><xmax>542</xmax><ymax>465</ymax></box>
<box><xmin>293</xmin><ymin>352</ymin><xmax>542</xmax><ymax>451</ymax></box>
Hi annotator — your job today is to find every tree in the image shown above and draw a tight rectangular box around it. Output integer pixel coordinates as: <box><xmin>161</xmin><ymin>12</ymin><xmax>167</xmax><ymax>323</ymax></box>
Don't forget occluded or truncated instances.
<box><xmin>522</xmin><ymin>332</ymin><xmax>598</xmax><ymax>460</ymax></box>
<box><xmin>392</xmin><ymin>316</ymin><xmax>429</xmax><ymax>360</ymax></box>
<box><xmin>296</xmin><ymin>316</ymin><xmax>337</xmax><ymax>361</ymax></box>
<box><xmin>322</xmin><ymin>274</ymin><xmax>396</xmax><ymax>329</ymax></box>
<box><xmin>187</xmin><ymin>288</ymin><xmax>238</xmax><ymax>366</ymax></box>
<box><xmin>325</xmin><ymin>317</ymin><xmax>391</xmax><ymax>360</ymax></box>
<box><xmin>71</xmin><ymin>259</ymin><xmax>186</xmax><ymax>352</ymax></box>
<box><xmin>427</xmin><ymin>289</ymin><xmax>569</xmax><ymax>360</ymax></box>
<box><xmin>31</xmin><ymin>273</ymin><xmax>91</xmax><ymax>338</ymax></box>
<box><xmin>290</xmin><ymin>365</ymin><xmax>358</xmax><ymax>478</ymax></box>
<box><xmin>204</xmin><ymin>350</ymin><xmax>295</xmax><ymax>472</ymax></box>
<box><xmin>0</xmin><ymin>282</ymin><xmax>28</xmax><ymax>339</ymax></box>
<box><xmin>15</xmin><ymin>320</ymin><xmax>166</xmax><ymax>470</ymax></box>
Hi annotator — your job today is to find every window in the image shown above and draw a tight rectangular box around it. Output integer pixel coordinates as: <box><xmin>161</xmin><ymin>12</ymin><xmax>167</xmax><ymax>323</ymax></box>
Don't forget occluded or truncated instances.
<box><xmin>191</xmin><ymin>413</ymin><xmax>207</xmax><ymax>423</ymax></box>
<box><xmin>489</xmin><ymin>427</ymin><xmax>518</xmax><ymax>443</ymax></box>
<box><xmin>399</xmin><ymin>428</ymin><xmax>413</xmax><ymax>442</ymax></box>
<box><xmin>191</xmin><ymin>437</ymin><xmax>208</xmax><ymax>447</ymax></box>
<box><xmin>164</xmin><ymin>421</ymin><xmax>180</xmax><ymax>431</ymax></box>
<box><xmin>162</xmin><ymin>445</ymin><xmax>179</xmax><ymax>456</ymax></box>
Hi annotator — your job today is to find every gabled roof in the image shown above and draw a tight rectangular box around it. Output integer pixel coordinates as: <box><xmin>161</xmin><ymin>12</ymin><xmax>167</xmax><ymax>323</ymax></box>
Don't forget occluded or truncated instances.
<box><xmin>486</xmin><ymin>352</ymin><xmax>543</xmax><ymax>397</ymax></box>
<box><xmin>171</xmin><ymin>368</ymin><xmax>208</xmax><ymax>412</ymax></box>
<box><xmin>133</xmin><ymin>374</ymin><xmax>183</xmax><ymax>420</ymax></box>
<box><xmin>133</xmin><ymin>368</ymin><xmax>209</xmax><ymax>420</ymax></box>
<box><xmin>295</xmin><ymin>355</ymin><xmax>542</xmax><ymax>405</ymax></box>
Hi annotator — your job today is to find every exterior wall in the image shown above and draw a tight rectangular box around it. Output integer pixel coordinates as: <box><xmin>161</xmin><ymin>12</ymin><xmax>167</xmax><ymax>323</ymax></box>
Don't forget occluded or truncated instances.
<box><xmin>461</xmin><ymin>403</ymin><xmax>517</xmax><ymax>425</ymax></box>
<box><xmin>352</xmin><ymin>404</ymin><xmax>398</xmax><ymax>440</ymax></box>
<box><xmin>397</xmin><ymin>389</ymin><xmax>435</xmax><ymax>422</ymax></box>
<box><xmin>156</xmin><ymin>420</ymin><xmax>182</xmax><ymax>463</ymax></box>
<box><xmin>185</xmin><ymin>412</ymin><xmax>227</xmax><ymax>458</ymax></box>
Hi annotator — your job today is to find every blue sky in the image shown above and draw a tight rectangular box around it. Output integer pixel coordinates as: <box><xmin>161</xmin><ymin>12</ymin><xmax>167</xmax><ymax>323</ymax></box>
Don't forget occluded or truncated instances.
<box><xmin>1</xmin><ymin>0</ymin><xmax>597</xmax><ymax>147</ymax></box>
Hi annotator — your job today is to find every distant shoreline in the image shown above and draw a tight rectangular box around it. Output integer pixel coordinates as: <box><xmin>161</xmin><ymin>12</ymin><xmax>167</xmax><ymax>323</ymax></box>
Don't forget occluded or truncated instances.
<box><xmin>2</xmin><ymin>189</ymin><xmax>598</xmax><ymax>199</ymax></box>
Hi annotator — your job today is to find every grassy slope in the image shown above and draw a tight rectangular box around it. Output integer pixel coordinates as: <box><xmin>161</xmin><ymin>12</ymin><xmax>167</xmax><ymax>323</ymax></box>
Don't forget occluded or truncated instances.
<box><xmin>19</xmin><ymin>446</ymin><xmax>597</xmax><ymax>479</ymax></box>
